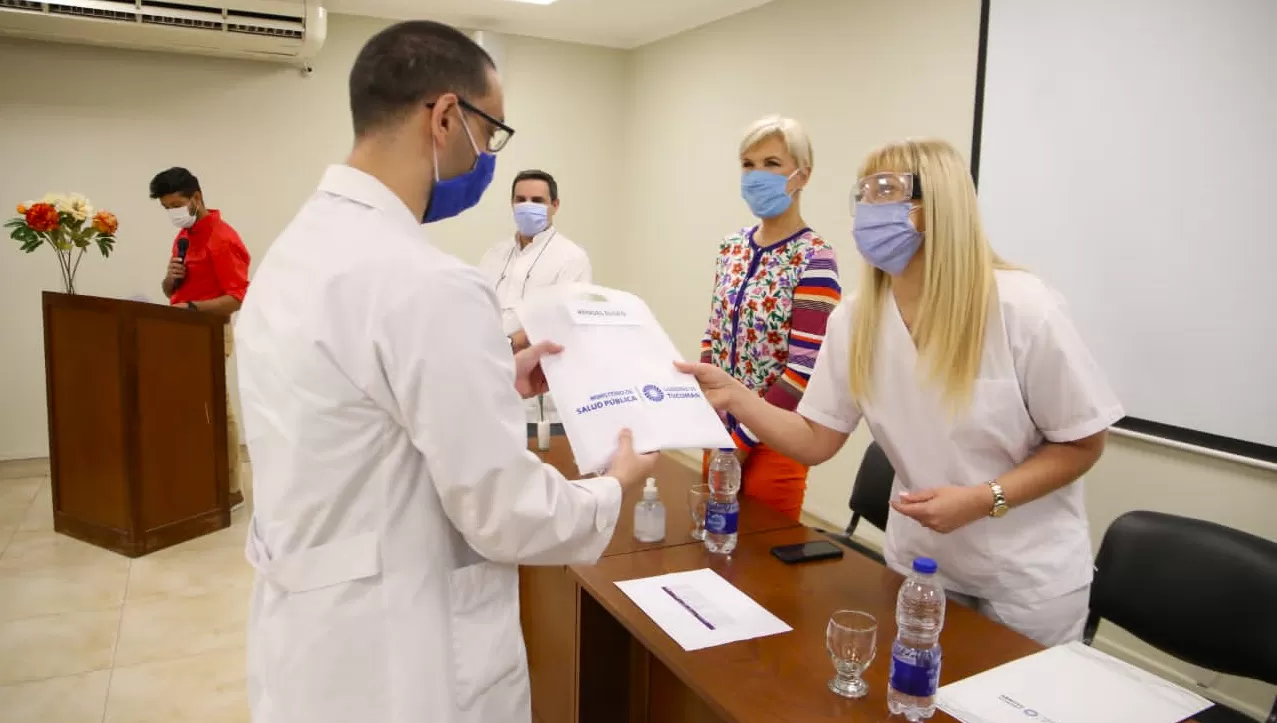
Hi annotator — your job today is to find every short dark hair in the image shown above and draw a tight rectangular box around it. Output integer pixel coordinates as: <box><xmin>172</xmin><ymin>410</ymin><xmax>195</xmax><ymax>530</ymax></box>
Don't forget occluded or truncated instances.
<box><xmin>349</xmin><ymin>21</ymin><xmax>495</xmax><ymax>138</ymax></box>
<box><xmin>512</xmin><ymin>169</ymin><xmax>558</xmax><ymax>202</ymax></box>
<box><xmin>149</xmin><ymin>167</ymin><xmax>200</xmax><ymax>199</ymax></box>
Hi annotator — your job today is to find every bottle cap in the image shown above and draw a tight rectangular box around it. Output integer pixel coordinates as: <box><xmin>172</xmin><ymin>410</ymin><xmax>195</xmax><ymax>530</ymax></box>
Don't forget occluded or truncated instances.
<box><xmin>912</xmin><ymin>557</ymin><xmax>938</xmax><ymax>575</ymax></box>
<box><xmin>643</xmin><ymin>477</ymin><xmax>658</xmax><ymax>500</ymax></box>
<box><xmin>718</xmin><ymin>448</ymin><xmax>736</xmax><ymax>453</ymax></box>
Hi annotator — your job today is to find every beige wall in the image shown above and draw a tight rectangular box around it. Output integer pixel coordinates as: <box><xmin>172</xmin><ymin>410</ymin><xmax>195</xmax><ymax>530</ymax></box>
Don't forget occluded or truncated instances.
<box><xmin>0</xmin><ymin>15</ymin><xmax>627</xmax><ymax>460</ymax></box>
<box><xmin>627</xmin><ymin>0</ymin><xmax>1275</xmax><ymax>717</ymax></box>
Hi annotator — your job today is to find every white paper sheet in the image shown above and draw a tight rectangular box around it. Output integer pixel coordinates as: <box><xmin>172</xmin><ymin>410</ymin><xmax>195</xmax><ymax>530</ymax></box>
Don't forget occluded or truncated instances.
<box><xmin>614</xmin><ymin>568</ymin><xmax>792</xmax><ymax>651</ymax></box>
<box><xmin>936</xmin><ymin>641</ymin><xmax>1213</xmax><ymax>723</ymax></box>
<box><xmin>517</xmin><ymin>284</ymin><xmax>733</xmax><ymax>473</ymax></box>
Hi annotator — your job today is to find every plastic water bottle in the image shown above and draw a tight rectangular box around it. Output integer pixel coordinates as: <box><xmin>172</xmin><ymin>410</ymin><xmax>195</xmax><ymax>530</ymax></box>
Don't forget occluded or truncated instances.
<box><xmin>888</xmin><ymin>557</ymin><xmax>945</xmax><ymax>721</ymax></box>
<box><xmin>633</xmin><ymin>478</ymin><xmax>666</xmax><ymax>543</ymax></box>
<box><xmin>704</xmin><ymin>449</ymin><xmax>741</xmax><ymax>554</ymax></box>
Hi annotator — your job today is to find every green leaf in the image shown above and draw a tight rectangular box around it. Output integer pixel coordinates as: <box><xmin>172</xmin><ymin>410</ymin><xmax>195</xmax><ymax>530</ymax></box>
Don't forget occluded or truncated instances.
<box><xmin>4</xmin><ymin>218</ymin><xmax>25</xmax><ymax>230</ymax></box>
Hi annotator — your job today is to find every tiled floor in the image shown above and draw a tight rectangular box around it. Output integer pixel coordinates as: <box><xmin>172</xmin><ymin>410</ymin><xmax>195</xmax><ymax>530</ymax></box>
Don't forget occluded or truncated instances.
<box><xmin>0</xmin><ymin>459</ymin><xmax>253</xmax><ymax>723</ymax></box>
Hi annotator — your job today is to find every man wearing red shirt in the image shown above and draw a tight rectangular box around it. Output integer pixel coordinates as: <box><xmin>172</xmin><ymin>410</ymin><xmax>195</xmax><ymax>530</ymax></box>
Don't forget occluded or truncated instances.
<box><xmin>150</xmin><ymin>167</ymin><xmax>251</xmax><ymax>510</ymax></box>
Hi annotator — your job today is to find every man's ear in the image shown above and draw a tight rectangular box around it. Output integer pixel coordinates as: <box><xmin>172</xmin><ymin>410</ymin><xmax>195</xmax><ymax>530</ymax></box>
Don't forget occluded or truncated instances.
<box><xmin>429</xmin><ymin>93</ymin><xmax>457</xmax><ymax>143</ymax></box>
<box><xmin>551</xmin><ymin>199</ymin><xmax>561</xmax><ymax>212</ymax></box>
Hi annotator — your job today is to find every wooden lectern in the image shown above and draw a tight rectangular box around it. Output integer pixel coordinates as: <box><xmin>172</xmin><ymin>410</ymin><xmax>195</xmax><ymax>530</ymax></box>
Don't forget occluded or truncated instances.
<box><xmin>42</xmin><ymin>292</ymin><xmax>232</xmax><ymax>557</ymax></box>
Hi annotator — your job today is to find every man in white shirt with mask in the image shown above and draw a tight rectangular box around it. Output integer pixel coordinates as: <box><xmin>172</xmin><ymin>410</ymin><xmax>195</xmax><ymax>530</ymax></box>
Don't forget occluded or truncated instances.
<box><xmin>480</xmin><ymin>169</ymin><xmax>591</xmax><ymax>427</ymax></box>
<box><xmin>234</xmin><ymin>21</ymin><xmax>655</xmax><ymax>723</ymax></box>
<box><xmin>479</xmin><ymin>169</ymin><xmax>591</xmax><ymax>353</ymax></box>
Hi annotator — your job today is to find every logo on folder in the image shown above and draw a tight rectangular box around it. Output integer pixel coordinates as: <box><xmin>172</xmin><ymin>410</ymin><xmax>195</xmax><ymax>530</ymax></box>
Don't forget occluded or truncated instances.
<box><xmin>642</xmin><ymin>385</ymin><xmax>665</xmax><ymax>403</ymax></box>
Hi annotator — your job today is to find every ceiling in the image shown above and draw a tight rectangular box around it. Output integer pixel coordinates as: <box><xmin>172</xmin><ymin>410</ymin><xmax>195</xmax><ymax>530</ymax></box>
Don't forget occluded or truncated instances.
<box><xmin>326</xmin><ymin>0</ymin><xmax>777</xmax><ymax>49</ymax></box>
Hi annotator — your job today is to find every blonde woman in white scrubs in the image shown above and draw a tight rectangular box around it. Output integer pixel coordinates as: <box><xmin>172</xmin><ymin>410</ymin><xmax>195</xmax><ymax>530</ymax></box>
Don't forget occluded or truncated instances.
<box><xmin>678</xmin><ymin>138</ymin><xmax>1123</xmax><ymax>646</ymax></box>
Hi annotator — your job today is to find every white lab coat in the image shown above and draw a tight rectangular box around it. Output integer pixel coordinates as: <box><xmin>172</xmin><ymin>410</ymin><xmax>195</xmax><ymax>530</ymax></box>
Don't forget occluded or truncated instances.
<box><xmin>798</xmin><ymin>270</ymin><xmax>1123</xmax><ymax>642</ymax></box>
<box><xmin>478</xmin><ymin>228</ymin><xmax>591</xmax><ymax>423</ymax></box>
<box><xmin>235</xmin><ymin>165</ymin><xmax>622</xmax><ymax>723</ymax></box>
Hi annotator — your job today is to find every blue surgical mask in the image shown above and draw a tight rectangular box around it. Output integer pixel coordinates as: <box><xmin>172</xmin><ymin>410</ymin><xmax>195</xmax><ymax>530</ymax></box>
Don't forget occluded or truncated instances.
<box><xmin>512</xmin><ymin>202</ymin><xmax>549</xmax><ymax>237</ymax></box>
<box><xmin>423</xmin><ymin>111</ymin><xmax>496</xmax><ymax>224</ymax></box>
<box><xmin>852</xmin><ymin>201</ymin><xmax>923</xmax><ymax>276</ymax></box>
<box><xmin>741</xmin><ymin>170</ymin><xmax>799</xmax><ymax>219</ymax></box>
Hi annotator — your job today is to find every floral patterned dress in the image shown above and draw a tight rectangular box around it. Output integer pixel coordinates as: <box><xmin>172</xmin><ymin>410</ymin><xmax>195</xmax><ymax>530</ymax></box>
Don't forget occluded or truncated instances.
<box><xmin>700</xmin><ymin>226</ymin><xmax>841</xmax><ymax>448</ymax></box>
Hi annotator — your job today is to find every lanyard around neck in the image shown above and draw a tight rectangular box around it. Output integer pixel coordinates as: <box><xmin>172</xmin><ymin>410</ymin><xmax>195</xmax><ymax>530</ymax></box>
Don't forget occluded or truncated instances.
<box><xmin>497</xmin><ymin>229</ymin><xmax>558</xmax><ymax>300</ymax></box>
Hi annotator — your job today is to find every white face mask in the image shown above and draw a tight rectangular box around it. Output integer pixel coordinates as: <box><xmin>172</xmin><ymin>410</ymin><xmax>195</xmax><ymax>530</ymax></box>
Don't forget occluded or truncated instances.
<box><xmin>166</xmin><ymin>205</ymin><xmax>196</xmax><ymax>229</ymax></box>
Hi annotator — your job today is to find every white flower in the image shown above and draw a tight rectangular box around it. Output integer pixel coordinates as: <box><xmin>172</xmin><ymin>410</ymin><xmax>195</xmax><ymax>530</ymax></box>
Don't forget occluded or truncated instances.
<box><xmin>64</xmin><ymin>193</ymin><xmax>93</xmax><ymax>221</ymax></box>
<box><xmin>40</xmin><ymin>192</ymin><xmax>68</xmax><ymax>210</ymax></box>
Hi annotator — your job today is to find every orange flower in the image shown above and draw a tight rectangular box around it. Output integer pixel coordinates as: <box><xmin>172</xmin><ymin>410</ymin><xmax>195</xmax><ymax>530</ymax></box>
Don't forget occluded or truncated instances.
<box><xmin>92</xmin><ymin>210</ymin><xmax>119</xmax><ymax>235</ymax></box>
<box><xmin>24</xmin><ymin>203</ymin><xmax>60</xmax><ymax>233</ymax></box>
<box><xmin>16</xmin><ymin>203</ymin><xmax>27</xmax><ymax>215</ymax></box>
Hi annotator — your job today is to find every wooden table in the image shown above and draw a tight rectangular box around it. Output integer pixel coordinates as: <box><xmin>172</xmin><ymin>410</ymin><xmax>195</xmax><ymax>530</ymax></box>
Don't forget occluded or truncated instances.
<box><xmin>570</xmin><ymin>525</ymin><xmax>1047</xmax><ymax>722</ymax></box>
<box><xmin>520</xmin><ymin>437</ymin><xmax>802</xmax><ymax>723</ymax></box>
<box><xmin>526</xmin><ymin>438</ymin><xmax>1203</xmax><ymax>723</ymax></box>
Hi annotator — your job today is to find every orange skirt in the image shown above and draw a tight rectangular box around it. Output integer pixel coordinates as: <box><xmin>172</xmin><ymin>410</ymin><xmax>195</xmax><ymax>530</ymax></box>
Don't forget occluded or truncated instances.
<box><xmin>702</xmin><ymin>444</ymin><xmax>809</xmax><ymax>521</ymax></box>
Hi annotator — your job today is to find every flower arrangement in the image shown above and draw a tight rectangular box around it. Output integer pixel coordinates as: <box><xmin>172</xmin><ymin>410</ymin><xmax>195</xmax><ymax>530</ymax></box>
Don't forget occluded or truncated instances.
<box><xmin>7</xmin><ymin>193</ymin><xmax>119</xmax><ymax>294</ymax></box>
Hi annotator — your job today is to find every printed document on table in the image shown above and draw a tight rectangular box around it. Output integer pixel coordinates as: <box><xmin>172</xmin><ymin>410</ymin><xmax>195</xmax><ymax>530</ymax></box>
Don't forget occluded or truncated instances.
<box><xmin>517</xmin><ymin>283</ymin><xmax>733</xmax><ymax>473</ymax></box>
<box><xmin>614</xmin><ymin>568</ymin><xmax>792</xmax><ymax>651</ymax></box>
<box><xmin>936</xmin><ymin>641</ymin><xmax>1212</xmax><ymax>723</ymax></box>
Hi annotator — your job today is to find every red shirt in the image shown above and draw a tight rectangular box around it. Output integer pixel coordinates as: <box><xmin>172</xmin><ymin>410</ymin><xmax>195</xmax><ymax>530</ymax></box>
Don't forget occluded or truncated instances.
<box><xmin>168</xmin><ymin>210</ymin><xmax>250</xmax><ymax>306</ymax></box>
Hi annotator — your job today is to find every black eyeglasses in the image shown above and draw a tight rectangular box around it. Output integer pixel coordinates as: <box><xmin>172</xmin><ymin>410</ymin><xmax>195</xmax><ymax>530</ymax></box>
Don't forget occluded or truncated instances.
<box><xmin>426</xmin><ymin>97</ymin><xmax>514</xmax><ymax>153</ymax></box>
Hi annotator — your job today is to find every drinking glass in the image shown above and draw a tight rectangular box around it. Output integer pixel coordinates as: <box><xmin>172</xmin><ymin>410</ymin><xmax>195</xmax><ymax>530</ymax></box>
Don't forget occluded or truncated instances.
<box><xmin>826</xmin><ymin>610</ymin><xmax>877</xmax><ymax>699</ymax></box>
<box><xmin>687</xmin><ymin>484</ymin><xmax>710</xmax><ymax>541</ymax></box>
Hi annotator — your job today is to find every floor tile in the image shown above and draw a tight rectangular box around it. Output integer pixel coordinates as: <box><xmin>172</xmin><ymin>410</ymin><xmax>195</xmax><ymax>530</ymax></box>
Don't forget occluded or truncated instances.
<box><xmin>0</xmin><ymin>459</ymin><xmax>49</xmax><ymax>480</ymax></box>
<box><xmin>127</xmin><ymin>545</ymin><xmax>252</xmax><ymax>601</ymax></box>
<box><xmin>0</xmin><ymin>563</ymin><xmax>130</xmax><ymax>622</ymax></box>
<box><xmin>0</xmin><ymin>530</ymin><xmax>131</xmax><ymax>573</ymax></box>
<box><xmin>0</xmin><ymin>670</ymin><xmax>110</xmax><ymax>723</ymax></box>
<box><xmin>158</xmin><ymin>518</ymin><xmax>249</xmax><ymax>556</ymax></box>
<box><xmin>104</xmin><ymin>648</ymin><xmax>248</xmax><ymax>723</ymax></box>
<box><xmin>114</xmin><ymin>585</ymin><xmax>250</xmax><ymax>667</ymax></box>
<box><xmin>19</xmin><ymin>482</ymin><xmax>53</xmax><ymax>531</ymax></box>
<box><xmin>0</xmin><ymin>609</ymin><xmax>120</xmax><ymax>685</ymax></box>
<box><xmin>0</xmin><ymin>478</ymin><xmax>41</xmax><ymax>526</ymax></box>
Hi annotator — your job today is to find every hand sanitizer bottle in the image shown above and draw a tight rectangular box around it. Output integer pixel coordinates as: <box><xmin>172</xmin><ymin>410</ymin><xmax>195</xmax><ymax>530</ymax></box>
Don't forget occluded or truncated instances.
<box><xmin>634</xmin><ymin>478</ymin><xmax>666</xmax><ymax>543</ymax></box>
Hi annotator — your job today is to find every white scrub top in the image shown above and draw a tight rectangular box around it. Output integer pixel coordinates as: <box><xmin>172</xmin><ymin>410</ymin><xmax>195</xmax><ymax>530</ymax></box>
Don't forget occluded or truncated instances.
<box><xmin>478</xmin><ymin>227</ymin><xmax>592</xmax><ymax>336</ymax></box>
<box><xmin>235</xmin><ymin>165</ymin><xmax>621</xmax><ymax>723</ymax></box>
<box><xmin>798</xmin><ymin>269</ymin><xmax>1123</xmax><ymax>604</ymax></box>
<box><xmin>478</xmin><ymin>227</ymin><xmax>591</xmax><ymax>423</ymax></box>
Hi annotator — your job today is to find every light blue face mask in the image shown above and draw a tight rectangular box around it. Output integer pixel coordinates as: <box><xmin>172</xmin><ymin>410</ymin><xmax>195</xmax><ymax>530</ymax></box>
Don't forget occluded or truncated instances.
<box><xmin>512</xmin><ymin>202</ymin><xmax>549</xmax><ymax>237</ymax></box>
<box><xmin>741</xmin><ymin>170</ymin><xmax>799</xmax><ymax>219</ymax></box>
<box><xmin>852</xmin><ymin>201</ymin><xmax>923</xmax><ymax>276</ymax></box>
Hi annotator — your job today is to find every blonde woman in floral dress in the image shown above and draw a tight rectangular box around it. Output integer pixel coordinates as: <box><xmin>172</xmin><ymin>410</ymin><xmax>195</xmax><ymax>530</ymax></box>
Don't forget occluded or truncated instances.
<box><xmin>699</xmin><ymin>117</ymin><xmax>841</xmax><ymax>519</ymax></box>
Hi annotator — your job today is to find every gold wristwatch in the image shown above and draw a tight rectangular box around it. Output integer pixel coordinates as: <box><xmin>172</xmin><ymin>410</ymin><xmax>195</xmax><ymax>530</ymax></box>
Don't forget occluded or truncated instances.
<box><xmin>987</xmin><ymin>481</ymin><xmax>1009</xmax><ymax>518</ymax></box>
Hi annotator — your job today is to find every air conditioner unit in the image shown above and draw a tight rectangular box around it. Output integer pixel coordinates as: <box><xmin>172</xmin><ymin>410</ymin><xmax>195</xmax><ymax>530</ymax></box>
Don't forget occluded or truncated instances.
<box><xmin>0</xmin><ymin>0</ymin><xmax>326</xmax><ymax>64</ymax></box>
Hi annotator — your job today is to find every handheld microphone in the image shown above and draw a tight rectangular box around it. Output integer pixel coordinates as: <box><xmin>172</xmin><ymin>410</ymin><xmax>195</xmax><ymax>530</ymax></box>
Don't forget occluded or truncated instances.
<box><xmin>172</xmin><ymin>238</ymin><xmax>189</xmax><ymax>292</ymax></box>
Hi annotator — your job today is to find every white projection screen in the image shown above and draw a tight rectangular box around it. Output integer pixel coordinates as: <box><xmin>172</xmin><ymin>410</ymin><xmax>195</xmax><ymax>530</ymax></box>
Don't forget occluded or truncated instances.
<box><xmin>973</xmin><ymin>0</ymin><xmax>1277</xmax><ymax>463</ymax></box>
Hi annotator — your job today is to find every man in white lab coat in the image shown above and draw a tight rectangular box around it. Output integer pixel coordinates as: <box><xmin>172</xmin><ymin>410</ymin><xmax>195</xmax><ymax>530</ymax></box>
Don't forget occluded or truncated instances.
<box><xmin>234</xmin><ymin>21</ymin><xmax>656</xmax><ymax>723</ymax></box>
<box><xmin>479</xmin><ymin>169</ymin><xmax>592</xmax><ymax>425</ymax></box>
<box><xmin>479</xmin><ymin>169</ymin><xmax>592</xmax><ymax>352</ymax></box>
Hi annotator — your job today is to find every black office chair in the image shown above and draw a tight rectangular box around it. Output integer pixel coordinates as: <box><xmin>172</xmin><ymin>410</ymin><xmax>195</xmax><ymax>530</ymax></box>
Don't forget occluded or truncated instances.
<box><xmin>826</xmin><ymin>441</ymin><xmax>894</xmax><ymax>564</ymax></box>
<box><xmin>1085</xmin><ymin>511</ymin><xmax>1277</xmax><ymax>723</ymax></box>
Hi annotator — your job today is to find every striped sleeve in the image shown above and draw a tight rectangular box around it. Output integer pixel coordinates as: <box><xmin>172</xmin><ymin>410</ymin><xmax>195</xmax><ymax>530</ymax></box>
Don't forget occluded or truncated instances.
<box><xmin>734</xmin><ymin>245</ymin><xmax>841</xmax><ymax>447</ymax></box>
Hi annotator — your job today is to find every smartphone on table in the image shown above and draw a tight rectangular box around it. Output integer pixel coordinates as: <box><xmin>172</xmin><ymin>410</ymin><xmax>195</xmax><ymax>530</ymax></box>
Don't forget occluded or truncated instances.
<box><xmin>770</xmin><ymin>540</ymin><xmax>845</xmax><ymax>564</ymax></box>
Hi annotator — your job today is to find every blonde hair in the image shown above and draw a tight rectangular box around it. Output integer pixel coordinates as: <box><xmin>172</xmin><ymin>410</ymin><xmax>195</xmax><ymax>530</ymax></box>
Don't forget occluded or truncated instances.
<box><xmin>849</xmin><ymin>138</ymin><xmax>1014</xmax><ymax>411</ymax></box>
<box><xmin>739</xmin><ymin>116</ymin><xmax>814</xmax><ymax>170</ymax></box>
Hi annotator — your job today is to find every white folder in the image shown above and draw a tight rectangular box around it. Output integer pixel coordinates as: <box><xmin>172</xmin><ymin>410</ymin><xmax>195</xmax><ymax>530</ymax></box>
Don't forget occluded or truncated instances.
<box><xmin>517</xmin><ymin>283</ymin><xmax>734</xmax><ymax>473</ymax></box>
